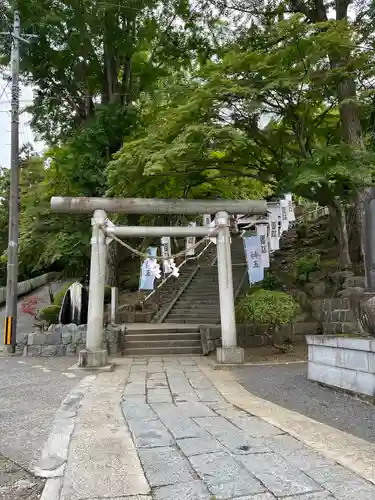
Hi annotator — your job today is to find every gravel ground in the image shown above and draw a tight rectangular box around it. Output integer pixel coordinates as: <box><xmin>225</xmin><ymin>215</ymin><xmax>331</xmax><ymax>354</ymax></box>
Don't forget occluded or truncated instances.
<box><xmin>235</xmin><ymin>362</ymin><xmax>375</xmax><ymax>443</ymax></box>
<box><xmin>0</xmin><ymin>356</ymin><xmax>85</xmax><ymax>469</ymax></box>
<box><xmin>0</xmin><ymin>454</ymin><xmax>44</xmax><ymax>500</ymax></box>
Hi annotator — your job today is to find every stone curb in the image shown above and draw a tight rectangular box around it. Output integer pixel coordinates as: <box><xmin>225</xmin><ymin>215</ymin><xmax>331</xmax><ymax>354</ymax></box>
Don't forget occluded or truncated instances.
<box><xmin>35</xmin><ymin>375</ymin><xmax>96</xmax><ymax>499</ymax></box>
<box><xmin>196</xmin><ymin>357</ymin><xmax>375</xmax><ymax>485</ymax></box>
<box><xmin>211</xmin><ymin>360</ymin><xmax>307</xmax><ymax>369</ymax></box>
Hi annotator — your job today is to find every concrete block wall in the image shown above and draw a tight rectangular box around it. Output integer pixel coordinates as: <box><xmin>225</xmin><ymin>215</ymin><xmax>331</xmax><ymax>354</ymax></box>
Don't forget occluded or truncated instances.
<box><xmin>306</xmin><ymin>335</ymin><xmax>375</xmax><ymax>397</ymax></box>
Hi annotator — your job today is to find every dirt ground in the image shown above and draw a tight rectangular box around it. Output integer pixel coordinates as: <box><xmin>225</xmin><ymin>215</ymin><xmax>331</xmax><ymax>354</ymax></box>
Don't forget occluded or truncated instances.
<box><xmin>211</xmin><ymin>342</ymin><xmax>308</xmax><ymax>363</ymax></box>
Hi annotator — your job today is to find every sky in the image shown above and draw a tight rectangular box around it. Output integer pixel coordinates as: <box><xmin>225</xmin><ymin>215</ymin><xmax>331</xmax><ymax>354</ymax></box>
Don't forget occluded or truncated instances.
<box><xmin>0</xmin><ymin>78</ymin><xmax>45</xmax><ymax>169</ymax></box>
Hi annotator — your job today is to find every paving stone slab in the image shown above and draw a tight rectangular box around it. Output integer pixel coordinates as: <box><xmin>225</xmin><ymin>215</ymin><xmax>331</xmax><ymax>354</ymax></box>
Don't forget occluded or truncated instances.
<box><xmin>194</xmin><ymin>416</ymin><xmax>238</xmax><ymax>432</ymax></box>
<box><xmin>127</xmin><ymin>418</ymin><xmax>173</xmax><ymax>448</ymax></box>
<box><xmin>189</xmin><ymin>452</ymin><xmax>265</xmax><ymax>499</ymax></box>
<box><xmin>195</xmin><ymin>389</ymin><xmax>223</xmax><ymax>402</ymax></box>
<box><xmin>239</xmin><ymin>453</ymin><xmax>323</xmax><ymax>497</ymax></box>
<box><xmin>215</xmin><ymin>405</ymin><xmax>249</xmax><ymax>419</ymax></box>
<box><xmin>147</xmin><ymin>380</ymin><xmax>169</xmax><ymax>389</ymax></box>
<box><xmin>208</xmin><ymin>428</ymin><xmax>271</xmax><ymax>455</ymax></box>
<box><xmin>187</xmin><ymin>379</ymin><xmax>213</xmax><ymax>389</ymax></box>
<box><xmin>129</xmin><ymin>366</ymin><xmax>148</xmax><ymax>373</ymax></box>
<box><xmin>154</xmin><ymin>480</ymin><xmax>212</xmax><ymax>500</ymax></box>
<box><xmin>208</xmin><ymin>478</ymin><xmax>266</xmax><ymax>500</ymax></box>
<box><xmin>229</xmin><ymin>415</ymin><xmax>284</xmax><ymax>438</ymax></box>
<box><xmin>264</xmin><ymin>435</ymin><xmax>333</xmax><ymax>469</ymax></box>
<box><xmin>121</xmin><ymin>400</ymin><xmax>158</xmax><ymax>421</ymax></box>
<box><xmin>176</xmin><ymin>436</ymin><xmax>223</xmax><ymax>456</ymax></box>
<box><xmin>283</xmin><ymin>493</ymin><xmax>335</xmax><ymax>500</ymax></box>
<box><xmin>178</xmin><ymin>359</ymin><xmax>197</xmax><ymax>366</ymax></box>
<box><xmin>160</xmin><ymin>415</ymin><xmax>205</xmax><ymax>439</ymax></box>
<box><xmin>230</xmin><ymin>495</ymin><xmax>276</xmax><ymax>500</ymax></box>
<box><xmin>138</xmin><ymin>446</ymin><xmax>194</xmax><ymax>487</ymax></box>
<box><xmin>304</xmin><ymin>464</ymin><xmax>361</xmax><ymax>485</ymax></box>
<box><xmin>323</xmin><ymin>479</ymin><xmax>375</xmax><ymax>499</ymax></box>
<box><xmin>123</xmin><ymin>383</ymin><xmax>146</xmax><ymax>395</ymax></box>
<box><xmin>147</xmin><ymin>389</ymin><xmax>173</xmax><ymax>403</ymax></box>
<box><xmin>176</xmin><ymin>402</ymin><xmax>215</xmax><ymax>417</ymax></box>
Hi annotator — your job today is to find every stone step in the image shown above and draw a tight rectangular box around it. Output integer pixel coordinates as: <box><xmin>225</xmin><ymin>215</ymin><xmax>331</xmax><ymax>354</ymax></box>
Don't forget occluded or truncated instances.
<box><xmin>124</xmin><ymin>338</ymin><xmax>201</xmax><ymax>349</ymax></box>
<box><xmin>164</xmin><ymin>318</ymin><xmax>219</xmax><ymax>324</ymax></box>
<box><xmin>123</xmin><ymin>346</ymin><xmax>202</xmax><ymax>355</ymax></box>
<box><xmin>173</xmin><ymin>304</ymin><xmax>219</xmax><ymax>311</ymax></box>
<box><xmin>182</xmin><ymin>294</ymin><xmax>219</xmax><ymax>298</ymax></box>
<box><xmin>124</xmin><ymin>333</ymin><xmax>201</xmax><ymax>343</ymax></box>
<box><xmin>125</xmin><ymin>325</ymin><xmax>201</xmax><ymax>335</ymax></box>
<box><xmin>167</xmin><ymin>308</ymin><xmax>218</xmax><ymax>315</ymax></box>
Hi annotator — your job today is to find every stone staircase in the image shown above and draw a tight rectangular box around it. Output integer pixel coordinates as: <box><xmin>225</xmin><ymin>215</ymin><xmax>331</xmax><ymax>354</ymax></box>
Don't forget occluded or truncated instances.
<box><xmin>123</xmin><ymin>324</ymin><xmax>202</xmax><ymax>356</ymax></box>
<box><xmin>122</xmin><ymin>237</ymin><xmax>248</xmax><ymax>355</ymax></box>
<box><xmin>163</xmin><ymin>237</ymin><xmax>247</xmax><ymax>324</ymax></box>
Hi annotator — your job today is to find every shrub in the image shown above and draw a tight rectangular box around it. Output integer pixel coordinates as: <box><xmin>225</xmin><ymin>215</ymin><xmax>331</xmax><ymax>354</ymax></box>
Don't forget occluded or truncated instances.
<box><xmin>295</xmin><ymin>252</ymin><xmax>320</xmax><ymax>283</ymax></box>
<box><xmin>236</xmin><ymin>290</ymin><xmax>300</xmax><ymax>351</ymax></box>
<box><xmin>38</xmin><ymin>304</ymin><xmax>61</xmax><ymax>325</ymax></box>
<box><xmin>53</xmin><ymin>282</ymin><xmax>75</xmax><ymax>306</ymax></box>
<box><xmin>261</xmin><ymin>272</ymin><xmax>283</xmax><ymax>291</ymax></box>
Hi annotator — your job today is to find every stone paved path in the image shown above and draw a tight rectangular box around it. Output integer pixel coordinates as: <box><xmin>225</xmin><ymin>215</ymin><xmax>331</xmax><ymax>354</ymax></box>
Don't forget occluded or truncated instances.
<box><xmin>121</xmin><ymin>357</ymin><xmax>375</xmax><ymax>500</ymax></box>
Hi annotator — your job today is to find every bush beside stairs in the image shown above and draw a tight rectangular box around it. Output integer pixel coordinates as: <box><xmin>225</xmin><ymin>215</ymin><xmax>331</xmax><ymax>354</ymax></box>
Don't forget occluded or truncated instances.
<box><xmin>123</xmin><ymin>237</ymin><xmax>247</xmax><ymax>356</ymax></box>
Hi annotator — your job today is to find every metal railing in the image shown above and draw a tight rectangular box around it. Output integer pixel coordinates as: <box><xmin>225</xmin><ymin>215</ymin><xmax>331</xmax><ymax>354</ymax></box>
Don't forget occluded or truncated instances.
<box><xmin>295</xmin><ymin>206</ymin><xmax>329</xmax><ymax>225</ymax></box>
<box><xmin>141</xmin><ymin>239</ymin><xmax>214</xmax><ymax>305</ymax></box>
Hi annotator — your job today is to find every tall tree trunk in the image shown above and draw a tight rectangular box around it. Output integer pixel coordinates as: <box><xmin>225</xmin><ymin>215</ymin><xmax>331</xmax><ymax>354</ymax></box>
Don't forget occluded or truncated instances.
<box><xmin>331</xmin><ymin>199</ymin><xmax>352</xmax><ymax>269</ymax></box>
<box><xmin>106</xmin><ymin>241</ymin><xmax>118</xmax><ymax>287</ymax></box>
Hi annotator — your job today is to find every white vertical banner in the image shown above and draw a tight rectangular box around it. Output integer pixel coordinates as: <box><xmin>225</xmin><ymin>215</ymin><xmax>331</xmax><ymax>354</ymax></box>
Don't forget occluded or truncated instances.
<box><xmin>160</xmin><ymin>236</ymin><xmax>172</xmax><ymax>274</ymax></box>
<box><xmin>243</xmin><ymin>236</ymin><xmax>264</xmax><ymax>284</ymax></box>
<box><xmin>139</xmin><ymin>246</ymin><xmax>158</xmax><ymax>290</ymax></box>
<box><xmin>203</xmin><ymin>214</ymin><xmax>211</xmax><ymax>226</ymax></box>
<box><xmin>280</xmin><ymin>199</ymin><xmax>289</xmax><ymax>232</ymax></box>
<box><xmin>285</xmin><ymin>193</ymin><xmax>295</xmax><ymax>222</ymax></box>
<box><xmin>186</xmin><ymin>222</ymin><xmax>196</xmax><ymax>256</ymax></box>
<box><xmin>268</xmin><ymin>205</ymin><xmax>280</xmax><ymax>251</ymax></box>
<box><xmin>256</xmin><ymin>224</ymin><xmax>270</xmax><ymax>268</ymax></box>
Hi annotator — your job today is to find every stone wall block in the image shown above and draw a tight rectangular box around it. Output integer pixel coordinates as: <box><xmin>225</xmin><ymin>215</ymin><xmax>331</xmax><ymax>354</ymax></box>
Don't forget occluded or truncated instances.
<box><xmin>28</xmin><ymin>333</ymin><xmax>47</xmax><ymax>345</ymax></box>
<box><xmin>27</xmin><ymin>346</ymin><xmax>42</xmax><ymax>356</ymax></box>
<box><xmin>41</xmin><ymin>346</ymin><xmax>57</xmax><ymax>356</ymax></box>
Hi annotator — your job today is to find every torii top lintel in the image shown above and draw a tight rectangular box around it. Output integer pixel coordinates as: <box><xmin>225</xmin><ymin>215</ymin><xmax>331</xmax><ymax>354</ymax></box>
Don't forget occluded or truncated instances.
<box><xmin>50</xmin><ymin>197</ymin><xmax>268</xmax><ymax>216</ymax></box>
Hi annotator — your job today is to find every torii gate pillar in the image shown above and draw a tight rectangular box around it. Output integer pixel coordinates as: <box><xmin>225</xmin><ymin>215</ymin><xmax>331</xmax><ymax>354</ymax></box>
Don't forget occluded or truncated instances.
<box><xmin>51</xmin><ymin>197</ymin><xmax>267</xmax><ymax>366</ymax></box>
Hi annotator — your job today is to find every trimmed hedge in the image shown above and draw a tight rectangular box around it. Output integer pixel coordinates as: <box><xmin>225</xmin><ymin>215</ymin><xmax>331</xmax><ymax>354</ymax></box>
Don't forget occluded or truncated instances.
<box><xmin>38</xmin><ymin>304</ymin><xmax>61</xmax><ymax>324</ymax></box>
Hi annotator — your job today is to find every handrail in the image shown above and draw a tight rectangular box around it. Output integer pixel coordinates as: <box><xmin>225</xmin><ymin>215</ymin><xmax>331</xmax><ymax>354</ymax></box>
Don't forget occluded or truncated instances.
<box><xmin>141</xmin><ymin>239</ymin><xmax>213</xmax><ymax>305</ymax></box>
<box><xmin>153</xmin><ymin>265</ymin><xmax>201</xmax><ymax>323</ymax></box>
<box><xmin>295</xmin><ymin>206</ymin><xmax>329</xmax><ymax>225</ymax></box>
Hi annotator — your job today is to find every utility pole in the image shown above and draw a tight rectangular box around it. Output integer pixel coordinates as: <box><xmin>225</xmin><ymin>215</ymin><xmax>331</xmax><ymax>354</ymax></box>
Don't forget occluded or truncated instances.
<box><xmin>3</xmin><ymin>11</ymin><xmax>20</xmax><ymax>353</ymax></box>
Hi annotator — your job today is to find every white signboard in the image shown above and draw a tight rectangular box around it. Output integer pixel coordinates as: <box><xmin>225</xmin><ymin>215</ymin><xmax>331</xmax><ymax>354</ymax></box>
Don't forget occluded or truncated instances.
<box><xmin>280</xmin><ymin>199</ymin><xmax>289</xmax><ymax>232</ymax></box>
<box><xmin>139</xmin><ymin>247</ymin><xmax>158</xmax><ymax>290</ymax></box>
<box><xmin>160</xmin><ymin>236</ymin><xmax>172</xmax><ymax>274</ymax></box>
<box><xmin>243</xmin><ymin>236</ymin><xmax>264</xmax><ymax>284</ymax></box>
<box><xmin>285</xmin><ymin>193</ymin><xmax>296</xmax><ymax>222</ymax></box>
<box><xmin>186</xmin><ymin>222</ymin><xmax>196</xmax><ymax>256</ymax></box>
<box><xmin>257</xmin><ymin>224</ymin><xmax>270</xmax><ymax>268</ymax></box>
<box><xmin>268</xmin><ymin>205</ymin><xmax>280</xmax><ymax>251</ymax></box>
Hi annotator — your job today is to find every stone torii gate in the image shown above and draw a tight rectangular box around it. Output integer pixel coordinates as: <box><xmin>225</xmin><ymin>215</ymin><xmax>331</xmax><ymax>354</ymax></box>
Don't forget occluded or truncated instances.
<box><xmin>50</xmin><ymin>197</ymin><xmax>267</xmax><ymax>366</ymax></box>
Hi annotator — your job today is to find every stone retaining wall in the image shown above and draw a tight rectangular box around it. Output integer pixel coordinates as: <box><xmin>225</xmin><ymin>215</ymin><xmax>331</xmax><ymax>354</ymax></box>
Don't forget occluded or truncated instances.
<box><xmin>201</xmin><ymin>322</ymin><xmax>319</xmax><ymax>355</ymax></box>
<box><xmin>17</xmin><ymin>324</ymin><xmax>124</xmax><ymax>357</ymax></box>
<box><xmin>307</xmin><ymin>334</ymin><xmax>375</xmax><ymax>397</ymax></box>
<box><xmin>0</xmin><ymin>272</ymin><xmax>57</xmax><ymax>305</ymax></box>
